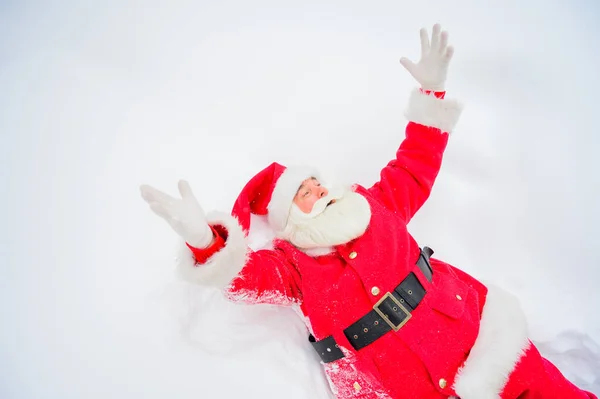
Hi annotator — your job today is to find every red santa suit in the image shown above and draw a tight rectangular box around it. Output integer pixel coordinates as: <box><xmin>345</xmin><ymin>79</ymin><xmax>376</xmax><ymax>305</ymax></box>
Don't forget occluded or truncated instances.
<box><xmin>175</xmin><ymin>89</ymin><xmax>596</xmax><ymax>399</ymax></box>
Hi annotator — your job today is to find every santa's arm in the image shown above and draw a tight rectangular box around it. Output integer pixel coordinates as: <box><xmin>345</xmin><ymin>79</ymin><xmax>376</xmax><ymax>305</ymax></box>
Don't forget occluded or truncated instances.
<box><xmin>369</xmin><ymin>25</ymin><xmax>464</xmax><ymax>221</ymax></box>
<box><xmin>368</xmin><ymin>89</ymin><xmax>461</xmax><ymax>222</ymax></box>
<box><xmin>176</xmin><ymin>211</ymin><xmax>302</xmax><ymax>306</ymax></box>
<box><xmin>139</xmin><ymin>180</ymin><xmax>301</xmax><ymax>305</ymax></box>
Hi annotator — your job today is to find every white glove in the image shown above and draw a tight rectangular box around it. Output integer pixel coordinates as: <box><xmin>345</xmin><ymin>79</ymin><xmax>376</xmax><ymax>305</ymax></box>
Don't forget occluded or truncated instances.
<box><xmin>140</xmin><ymin>180</ymin><xmax>215</xmax><ymax>249</ymax></box>
<box><xmin>400</xmin><ymin>24</ymin><xmax>454</xmax><ymax>91</ymax></box>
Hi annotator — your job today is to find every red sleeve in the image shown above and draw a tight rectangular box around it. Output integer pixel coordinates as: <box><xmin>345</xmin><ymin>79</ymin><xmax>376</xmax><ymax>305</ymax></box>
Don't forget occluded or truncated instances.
<box><xmin>225</xmin><ymin>248</ymin><xmax>302</xmax><ymax>306</ymax></box>
<box><xmin>368</xmin><ymin>91</ymin><xmax>449</xmax><ymax>222</ymax></box>
<box><xmin>186</xmin><ymin>224</ymin><xmax>302</xmax><ymax>305</ymax></box>
<box><xmin>425</xmin><ymin>90</ymin><xmax>445</xmax><ymax>99</ymax></box>
<box><xmin>186</xmin><ymin>225</ymin><xmax>227</xmax><ymax>264</ymax></box>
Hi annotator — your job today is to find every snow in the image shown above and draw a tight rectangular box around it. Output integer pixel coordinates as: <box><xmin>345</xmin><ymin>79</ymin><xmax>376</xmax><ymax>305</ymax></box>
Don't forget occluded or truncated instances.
<box><xmin>1</xmin><ymin>0</ymin><xmax>599</xmax><ymax>397</ymax></box>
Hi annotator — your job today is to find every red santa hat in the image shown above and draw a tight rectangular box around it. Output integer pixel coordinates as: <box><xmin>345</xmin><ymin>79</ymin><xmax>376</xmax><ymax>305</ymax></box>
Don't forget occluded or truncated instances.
<box><xmin>231</xmin><ymin>162</ymin><xmax>320</xmax><ymax>235</ymax></box>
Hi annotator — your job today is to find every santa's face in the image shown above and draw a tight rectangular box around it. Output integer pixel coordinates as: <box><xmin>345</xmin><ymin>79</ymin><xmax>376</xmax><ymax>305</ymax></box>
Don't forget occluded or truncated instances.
<box><xmin>292</xmin><ymin>178</ymin><xmax>329</xmax><ymax>213</ymax></box>
<box><xmin>281</xmin><ymin>179</ymin><xmax>372</xmax><ymax>249</ymax></box>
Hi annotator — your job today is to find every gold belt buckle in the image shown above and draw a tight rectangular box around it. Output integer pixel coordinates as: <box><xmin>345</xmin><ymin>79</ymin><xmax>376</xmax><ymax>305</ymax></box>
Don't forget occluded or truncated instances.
<box><xmin>373</xmin><ymin>292</ymin><xmax>412</xmax><ymax>332</ymax></box>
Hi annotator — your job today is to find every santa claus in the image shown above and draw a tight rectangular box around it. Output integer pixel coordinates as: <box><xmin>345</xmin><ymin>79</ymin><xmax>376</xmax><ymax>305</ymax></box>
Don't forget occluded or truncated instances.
<box><xmin>140</xmin><ymin>25</ymin><xmax>596</xmax><ymax>399</ymax></box>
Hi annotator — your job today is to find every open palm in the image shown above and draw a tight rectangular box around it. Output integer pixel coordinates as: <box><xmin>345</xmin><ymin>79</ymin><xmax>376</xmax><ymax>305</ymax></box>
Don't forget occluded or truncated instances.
<box><xmin>400</xmin><ymin>24</ymin><xmax>454</xmax><ymax>91</ymax></box>
<box><xmin>140</xmin><ymin>180</ymin><xmax>213</xmax><ymax>248</ymax></box>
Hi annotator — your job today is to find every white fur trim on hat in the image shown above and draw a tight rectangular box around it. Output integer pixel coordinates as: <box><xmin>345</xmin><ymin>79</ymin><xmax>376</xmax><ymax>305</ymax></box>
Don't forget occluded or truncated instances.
<box><xmin>404</xmin><ymin>88</ymin><xmax>463</xmax><ymax>133</ymax></box>
<box><xmin>267</xmin><ymin>165</ymin><xmax>320</xmax><ymax>232</ymax></box>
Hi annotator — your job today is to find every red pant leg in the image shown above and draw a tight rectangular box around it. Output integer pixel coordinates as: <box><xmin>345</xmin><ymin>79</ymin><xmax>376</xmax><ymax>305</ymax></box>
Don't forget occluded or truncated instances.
<box><xmin>500</xmin><ymin>341</ymin><xmax>597</xmax><ymax>399</ymax></box>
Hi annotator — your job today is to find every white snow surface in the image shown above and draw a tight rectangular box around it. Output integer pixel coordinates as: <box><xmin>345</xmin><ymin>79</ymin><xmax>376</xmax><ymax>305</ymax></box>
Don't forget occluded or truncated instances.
<box><xmin>2</xmin><ymin>0</ymin><xmax>600</xmax><ymax>398</ymax></box>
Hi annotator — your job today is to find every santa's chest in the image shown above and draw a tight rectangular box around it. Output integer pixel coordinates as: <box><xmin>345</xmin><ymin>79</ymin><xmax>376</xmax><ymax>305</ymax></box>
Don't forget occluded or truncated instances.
<box><xmin>295</xmin><ymin>219</ymin><xmax>421</xmax><ymax>334</ymax></box>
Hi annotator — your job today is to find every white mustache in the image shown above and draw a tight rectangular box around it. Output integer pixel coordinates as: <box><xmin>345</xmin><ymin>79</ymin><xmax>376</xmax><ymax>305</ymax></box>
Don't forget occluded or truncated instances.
<box><xmin>283</xmin><ymin>188</ymin><xmax>372</xmax><ymax>249</ymax></box>
<box><xmin>294</xmin><ymin>187</ymin><xmax>346</xmax><ymax>220</ymax></box>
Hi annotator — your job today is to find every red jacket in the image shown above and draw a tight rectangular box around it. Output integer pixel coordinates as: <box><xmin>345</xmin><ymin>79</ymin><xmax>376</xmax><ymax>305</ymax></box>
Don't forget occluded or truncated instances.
<box><xmin>175</xmin><ymin>89</ymin><xmax>596</xmax><ymax>399</ymax></box>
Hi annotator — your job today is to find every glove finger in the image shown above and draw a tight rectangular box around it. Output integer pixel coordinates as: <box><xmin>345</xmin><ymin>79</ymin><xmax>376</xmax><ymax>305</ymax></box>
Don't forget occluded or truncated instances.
<box><xmin>419</xmin><ymin>27</ymin><xmax>430</xmax><ymax>56</ymax></box>
<box><xmin>399</xmin><ymin>57</ymin><xmax>418</xmax><ymax>77</ymax></box>
<box><xmin>149</xmin><ymin>202</ymin><xmax>189</xmax><ymax>239</ymax></box>
<box><xmin>430</xmin><ymin>23</ymin><xmax>441</xmax><ymax>51</ymax></box>
<box><xmin>179</xmin><ymin>180</ymin><xmax>205</xmax><ymax>213</ymax></box>
<box><xmin>439</xmin><ymin>30</ymin><xmax>448</xmax><ymax>53</ymax></box>
<box><xmin>443</xmin><ymin>46</ymin><xmax>455</xmax><ymax>63</ymax></box>
<box><xmin>178</xmin><ymin>179</ymin><xmax>197</xmax><ymax>201</ymax></box>
<box><xmin>149</xmin><ymin>202</ymin><xmax>171</xmax><ymax>220</ymax></box>
<box><xmin>140</xmin><ymin>184</ymin><xmax>176</xmax><ymax>205</ymax></box>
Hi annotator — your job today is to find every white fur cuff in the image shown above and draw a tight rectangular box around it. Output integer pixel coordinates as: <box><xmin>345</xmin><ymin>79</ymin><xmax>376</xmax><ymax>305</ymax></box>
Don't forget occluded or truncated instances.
<box><xmin>404</xmin><ymin>88</ymin><xmax>463</xmax><ymax>133</ymax></box>
<box><xmin>174</xmin><ymin>211</ymin><xmax>248</xmax><ymax>290</ymax></box>
<box><xmin>453</xmin><ymin>284</ymin><xmax>530</xmax><ymax>399</ymax></box>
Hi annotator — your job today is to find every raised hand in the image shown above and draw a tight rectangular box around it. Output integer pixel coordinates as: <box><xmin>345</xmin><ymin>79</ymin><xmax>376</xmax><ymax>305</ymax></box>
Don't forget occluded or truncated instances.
<box><xmin>400</xmin><ymin>24</ymin><xmax>454</xmax><ymax>91</ymax></box>
<box><xmin>140</xmin><ymin>180</ymin><xmax>214</xmax><ymax>248</ymax></box>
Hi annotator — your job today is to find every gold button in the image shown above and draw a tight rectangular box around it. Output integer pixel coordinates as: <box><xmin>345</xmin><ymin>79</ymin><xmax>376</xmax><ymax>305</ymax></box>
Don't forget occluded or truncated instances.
<box><xmin>349</xmin><ymin>251</ymin><xmax>357</xmax><ymax>259</ymax></box>
<box><xmin>371</xmin><ymin>287</ymin><xmax>381</xmax><ymax>296</ymax></box>
<box><xmin>353</xmin><ymin>382</ymin><xmax>361</xmax><ymax>391</ymax></box>
<box><xmin>439</xmin><ymin>378</ymin><xmax>447</xmax><ymax>389</ymax></box>
<box><xmin>456</xmin><ymin>294</ymin><xmax>462</xmax><ymax>300</ymax></box>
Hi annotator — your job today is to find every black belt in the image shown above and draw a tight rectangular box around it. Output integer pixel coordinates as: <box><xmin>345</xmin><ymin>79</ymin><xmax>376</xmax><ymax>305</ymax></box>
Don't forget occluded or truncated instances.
<box><xmin>309</xmin><ymin>247</ymin><xmax>434</xmax><ymax>363</ymax></box>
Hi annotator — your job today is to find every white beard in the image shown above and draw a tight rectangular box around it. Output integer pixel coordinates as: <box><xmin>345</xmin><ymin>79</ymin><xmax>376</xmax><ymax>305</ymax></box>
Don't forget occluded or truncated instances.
<box><xmin>279</xmin><ymin>186</ymin><xmax>372</xmax><ymax>250</ymax></box>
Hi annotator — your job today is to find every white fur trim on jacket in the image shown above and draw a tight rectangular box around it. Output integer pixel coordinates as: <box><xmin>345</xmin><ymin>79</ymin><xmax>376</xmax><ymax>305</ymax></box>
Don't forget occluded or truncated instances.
<box><xmin>453</xmin><ymin>284</ymin><xmax>531</xmax><ymax>399</ymax></box>
<box><xmin>404</xmin><ymin>88</ymin><xmax>463</xmax><ymax>133</ymax></box>
<box><xmin>174</xmin><ymin>211</ymin><xmax>248</xmax><ymax>290</ymax></box>
<box><xmin>267</xmin><ymin>165</ymin><xmax>320</xmax><ymax>233</ymax></box>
